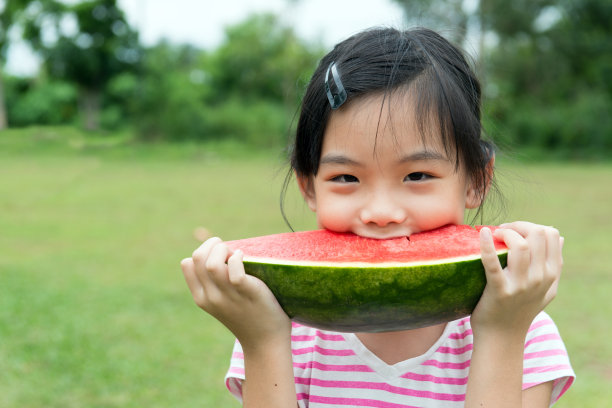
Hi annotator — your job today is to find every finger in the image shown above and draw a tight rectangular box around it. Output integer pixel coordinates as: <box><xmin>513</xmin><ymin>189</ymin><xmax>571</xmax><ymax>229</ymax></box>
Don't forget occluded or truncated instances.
<box><xmin>544</xmin><ymin>227</ymin><xmax>563</xmax><ymax>282</ymax></box>
<box><xmin>498</xmin><ymin>221</ymin><xmax>538</xmax><ymax>238</ymax></box>
<box><xmin>480</xmin><ymin>227</ymin><xmax>505</xmax><ymax>289</ymax></box>
<box><xmin>227</xmin><ymin>249</ymin><xmax>247</xmax><ymax>286</ymax></box>
<box><xmin>180</xmin><ymin>257</ymin><xmax>205</xmax><ymax>306</ymax></box>
<box><xmin>545</xmin><ymin>228</ymin><xmax>562</xmax><ymax>268</ymax></box>
<box><xmin>192</xmin><ymin>237</ymin><xmax>222</xmax><ymax>267</ymax></box>
<box><xmin>527</xmin><ymin>227</ymin><xmax>547</xmax><ymax>276</ymax></box>
<box><xmin>544</xmin><ymin>273</ymin><xmax>560</xmax><ymax>306</ymax></box>
<box><xmin>206</xmin><ymin>242</ymin><xmax>231</xmax><ymax>284</ymax></box>
<box><xmin>493</xmin><ymin>227</ymin><xmax>531</xmax><ymax>277</ymax></box>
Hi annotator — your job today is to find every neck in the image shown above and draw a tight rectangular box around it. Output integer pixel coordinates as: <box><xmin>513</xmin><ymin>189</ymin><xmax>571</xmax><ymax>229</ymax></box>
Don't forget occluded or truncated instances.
<box><xmin>356</xmin><ymin>323</ymin><xmax>447</xmax><ymax>365</ymax></box>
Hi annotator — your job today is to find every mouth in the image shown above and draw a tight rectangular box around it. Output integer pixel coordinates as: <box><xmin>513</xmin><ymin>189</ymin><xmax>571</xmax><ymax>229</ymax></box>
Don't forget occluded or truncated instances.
<box><xmin>351</xmin><ymin>228</ymin><xmax>414</xmax><ymax>240</ymax></box>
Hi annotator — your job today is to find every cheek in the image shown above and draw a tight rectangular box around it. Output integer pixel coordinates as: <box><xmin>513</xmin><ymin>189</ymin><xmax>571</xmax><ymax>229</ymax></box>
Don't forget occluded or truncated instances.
<box><xmin>315</xmin><ymin>198</ymin><xmax>354</xmax><ymax>231</ymax></box>
<box><xmin>412</xmin><ymin>196</ymin><xmax>466</xmax><ymax>230</ymax></box>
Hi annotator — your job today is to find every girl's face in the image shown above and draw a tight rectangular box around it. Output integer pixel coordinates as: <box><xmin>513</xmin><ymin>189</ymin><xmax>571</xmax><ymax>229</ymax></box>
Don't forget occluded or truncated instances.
<box><xmin>298</xmin><ymin>93</ymin><xmax>482</xmax><ymax>239</ymax></box>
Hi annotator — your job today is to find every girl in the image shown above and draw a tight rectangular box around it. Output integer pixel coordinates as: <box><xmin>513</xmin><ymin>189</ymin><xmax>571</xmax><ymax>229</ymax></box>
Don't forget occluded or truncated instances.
<box><xmin>181</xmin><ymin>28</ymin><xmax>574</xmax><ymax>407</ymax></box>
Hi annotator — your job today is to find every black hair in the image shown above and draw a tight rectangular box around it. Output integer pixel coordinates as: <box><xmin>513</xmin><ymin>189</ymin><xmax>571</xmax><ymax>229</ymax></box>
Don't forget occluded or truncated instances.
<box><xmin>282</xmin><ymin>27</ymin><xmax>499</xmax><ymax>227</ymax></box>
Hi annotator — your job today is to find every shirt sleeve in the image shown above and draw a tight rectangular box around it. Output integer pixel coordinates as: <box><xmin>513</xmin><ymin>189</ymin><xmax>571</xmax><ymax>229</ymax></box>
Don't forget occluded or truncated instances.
<box><xmin>522</xmin><ymin>311</ymin><xmax>575</xmax><ymax>406</ymax></box>
<box><xmin>224</xmin><ymin>339</ymin><xmax>245</xmax><ymax>403</ymax></box>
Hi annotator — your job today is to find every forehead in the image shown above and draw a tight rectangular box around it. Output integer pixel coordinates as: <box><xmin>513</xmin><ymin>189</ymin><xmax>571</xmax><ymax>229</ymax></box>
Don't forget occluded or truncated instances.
<box><xmin>323</xmin><ymin>91</ymin><xmax>450</xmax><ymax>159</ymax></box>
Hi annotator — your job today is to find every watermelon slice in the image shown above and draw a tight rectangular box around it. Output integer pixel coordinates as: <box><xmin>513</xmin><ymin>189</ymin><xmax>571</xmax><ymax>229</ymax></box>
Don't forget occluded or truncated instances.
<box><xmin>226</xmin><ymin>225</ymin><xmax>507</xmax><ymax>333</ymax></box>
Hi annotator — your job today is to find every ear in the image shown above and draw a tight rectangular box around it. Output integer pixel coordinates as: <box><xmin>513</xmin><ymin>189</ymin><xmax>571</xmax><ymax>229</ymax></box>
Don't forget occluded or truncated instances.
<box><xmin>465</xmin><ymin>154</ymin><xmax>495</xmax><ymax>209</ymax></box>
<box><xmin>296</xmin><ymin>173</ymin><xmax>317</xmax><ymax>212</ymax></box>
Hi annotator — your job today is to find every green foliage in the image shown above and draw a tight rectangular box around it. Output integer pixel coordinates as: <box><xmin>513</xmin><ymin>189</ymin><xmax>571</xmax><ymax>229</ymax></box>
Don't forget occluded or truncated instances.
<box><xmin>485</xmin><ymin>0</ymin><xmax>612</xmax><ymax>157</ymax></box>
<box><xmin>4</xmin><ymin>75</ymin><xmax>77</xmax><ymax>126</ymax></box>
<box><xmin>126</xmin><ymin>42</ymin><xmax>209</xmax><ymax>141</ymax></box>
<box><xmin>130</xmin><ymin>14</ymin><xmax>319</xmax><ymax>144</ymax></box>
<box><xmin>391</xmin><ymin>0</ymin><xmax>612</xmax><ymax>157</ymax></box>
<box><xmin>207</xmin><ymin>13</ymin><xmax>321</xmax><ymax>106</ymax></box>
<box><xmin>204</xmin><ymin>97</ymin><xmax>292</xmax><ymax>147</ymax></box>
<box><xmin>40</xmin><ymin>0</ymin><xmax>141</xmax><ymax>88</ymax></box>
<box><xmin>5</xmin><ymin>1</ymin><xmax>610</xmax><ymax>154</ymax></box>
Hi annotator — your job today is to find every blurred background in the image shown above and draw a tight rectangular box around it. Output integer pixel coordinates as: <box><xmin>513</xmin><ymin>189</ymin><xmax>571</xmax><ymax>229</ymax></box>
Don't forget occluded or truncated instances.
<box><xmin>1</xmin><ymin>0</ymin><xmax>610</xmax><ymax>407</ymax></box>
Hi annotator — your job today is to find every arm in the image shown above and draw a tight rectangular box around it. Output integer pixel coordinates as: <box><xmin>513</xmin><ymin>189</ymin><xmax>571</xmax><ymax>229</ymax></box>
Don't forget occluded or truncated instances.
<box><xmin>465</xmin><ymin>222</ymin><xmax>563</xmax><ymax>408</ymax></box>
<box><xmin>181</xmin><ymin>237</ymin><xmax>298</xmax><ymax>408</ymax></box>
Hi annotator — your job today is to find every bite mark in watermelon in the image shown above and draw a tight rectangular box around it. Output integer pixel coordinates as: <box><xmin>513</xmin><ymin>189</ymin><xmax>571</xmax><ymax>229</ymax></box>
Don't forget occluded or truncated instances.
<box><xmin>226</xmin><ymin>225</ymin><xmax>507</xmax><ymax>333</ymax></box>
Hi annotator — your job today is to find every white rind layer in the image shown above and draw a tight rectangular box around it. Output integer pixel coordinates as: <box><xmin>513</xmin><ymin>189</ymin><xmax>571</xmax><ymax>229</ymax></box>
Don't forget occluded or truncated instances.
<box><xmin>242</xmin><ymin>249</ymin><xmax>508</xmax><ymax>268</ymax></box>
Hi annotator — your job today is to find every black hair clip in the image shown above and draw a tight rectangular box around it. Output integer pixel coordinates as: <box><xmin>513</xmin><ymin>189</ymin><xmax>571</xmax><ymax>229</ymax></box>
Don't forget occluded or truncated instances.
<box><xmin>324</xmin><ymin>62</ymin><xmax>347</xmax><ymax>110</ymax></box>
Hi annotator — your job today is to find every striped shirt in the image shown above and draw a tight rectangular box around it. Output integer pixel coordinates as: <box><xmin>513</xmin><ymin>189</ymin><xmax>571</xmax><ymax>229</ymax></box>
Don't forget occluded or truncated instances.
<box><xmin>225</xmin><ymin>311</ymin><xmax>574</xmax><ymax>407</ymax></box>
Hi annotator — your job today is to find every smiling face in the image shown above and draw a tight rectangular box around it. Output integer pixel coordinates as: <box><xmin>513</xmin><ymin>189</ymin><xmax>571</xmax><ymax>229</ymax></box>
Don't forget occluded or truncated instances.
<box><xmin>298</xmin><ymin>92</ymin><xmax>483</xmax><ymax>239</ymax></box>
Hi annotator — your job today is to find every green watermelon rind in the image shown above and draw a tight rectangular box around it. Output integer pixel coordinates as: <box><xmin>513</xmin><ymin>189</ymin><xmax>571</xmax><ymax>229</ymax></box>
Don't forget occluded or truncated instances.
<box><xmin>243</xmin><ymin>251</ymin><xmax>508</xmax><ymax>333</ymax></box>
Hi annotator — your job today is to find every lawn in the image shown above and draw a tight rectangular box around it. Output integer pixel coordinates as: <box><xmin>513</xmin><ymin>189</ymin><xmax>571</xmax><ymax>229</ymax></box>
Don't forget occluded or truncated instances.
<box><xmin>1</xmin><ymin>128</ymin><xmax>610</xmax><ymax>407</ymax></box>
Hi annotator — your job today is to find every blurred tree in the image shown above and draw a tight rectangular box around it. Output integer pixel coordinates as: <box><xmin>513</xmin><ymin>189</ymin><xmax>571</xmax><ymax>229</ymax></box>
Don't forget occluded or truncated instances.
<box><xmin>22</xmin><ymin>0</ymin><xmax>141</xmax><ymax>130</ymax></box>
<box><xmin>131</xmin><ymin>13</ymin><xmax>322</xmax><ymax>145</ymax></box>
<box><xmin>129</xmin><ymin>41</ymin><xmax>210</xmax><ymax>140</ymax></box>
<box><xmin>206</xmin><ymin>13</ymin><xmax>322</xmax><ymax>108</ymax></box>
<box><xmin>0</xmin><ymin>0</ymin><xmax>44</xmax><ymax>129</ymax></box>
<box><xmin>391</xmin><ymin>0</ymin><xmax>612</xmax><ymax>156</ymax></box>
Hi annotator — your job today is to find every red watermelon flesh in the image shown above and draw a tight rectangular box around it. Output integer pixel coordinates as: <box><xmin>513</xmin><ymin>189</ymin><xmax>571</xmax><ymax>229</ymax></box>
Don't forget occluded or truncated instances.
<box><xmin>227</xmin><ymin>224</ymin><xmax>506</xmax><ymax>265</ymax></box>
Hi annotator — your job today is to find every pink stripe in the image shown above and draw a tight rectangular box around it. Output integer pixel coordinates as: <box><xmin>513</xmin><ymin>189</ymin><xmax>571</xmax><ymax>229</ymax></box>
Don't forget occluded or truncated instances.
<box><xmin>293</xmin><ymin>345</ymin><xmax>356</xmax><ymax>356</ymax></box>
<box><xmin>524</xmin><ymin>333</ymin><xmax>561</xmax><ymax>348</ymax></box>
<box><xmin>528</xmin><ymin>318</ymin><xmax>553</xmax><ymax>332</ymax></box>
<box><xmin>524</xmin><ymin>349</ymin><xmax>567</xmax><ymax>360</ymax></box>
<box><xmin>422</xmin><ymin>359</ymin><xmax>471</xmax><ymax>370</ymax></box>
<box><xmin>436</xmin><ymin>344</ymin><xmax>473</xmax><ymax>355</ymax></box>
<box><xmin>298</xmin><ymin>378</ymin><xmax>465</xmax><ymax>401</ymax></box>
<box><xmin>523</xmin><ymin>376</ymin><xmax>574</xmax><ymax>394</ymax></box>
<box><xmin>228</xmin><ymin>367</ymin><xmax>245</xmax><ymax>375</ymax></box>
<box><xmin>449</xmin><ymin>329</ymin><xmax>472</xmax><ymax>340</ymax></box>
<box><xmin>232</xmin><ymin>351</ymin><xmax>244</xmax><ymax>359</ymax></box>
<box><xmin>292</xmin><ymin>331</ymin><xmax>345</xmax><ymax>342</ymax></box>
<box><xmin>523</xmin><ymin>364</ymin><xmax>572</xmax><ymax>375</ymax></box>
<box><xmin>309</xmin><ymin>395</ymin><xmax>422</xmax><ymax>408</ymax></box>
<box><xmin>554</xmin><ymin>377</ymin><xmax>574</xmax><ymax>402</ymax></box>
<box><xmin>294</xmin><ymin>360</ymin><xmax>374</xmax><ymax>372</ymax></box>
<box><xmin>401</xmin><ymin>372</ymin><xmax>468</xmax><ymax>385</ymax></box>
<box><xmin>296</xmin><ymin>392</ymin><xmax>310</xmax><ymax>401</ymax></box>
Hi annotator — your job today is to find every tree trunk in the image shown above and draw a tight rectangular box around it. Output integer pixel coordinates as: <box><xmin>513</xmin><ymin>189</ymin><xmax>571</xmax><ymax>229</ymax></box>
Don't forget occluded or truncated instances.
<box><xmin>0</xmin><ymin>64</ymin><xmax>8</xmax><ymax>130</ymax></box>
<box><xmin>79</xmin><ymin>88</ymin><xmax>100</xmax><ymax>131</ymax></box>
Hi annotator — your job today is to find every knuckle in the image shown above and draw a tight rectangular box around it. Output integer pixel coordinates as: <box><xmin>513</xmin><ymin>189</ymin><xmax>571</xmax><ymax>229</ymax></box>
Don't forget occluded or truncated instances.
<box><xmin>205</xmin><ymin>258</ymin><xmax>225</xmax><ymax>274</ymax></box>
<box><xmin>228</xmin><ymin>272</ymin><xmax>245</xmax><ymax>286</ymax></box>
<box><xmin>180</xmin><ymin>257</ymin><xmax>192</xmax><ymax>271</ymax></box>
<box><xmin>543</xmin><ymin>226</ymin><xmax>559</xmax><ymax>240</ymax></box>
<box><xmin>193</xmin><ymin>292</ymin><xmax>208</xmax><ymax>309</ymax></box>
<box><xmin>516</xmin><ymin>241</ymin><xmax>530</xmax><ymax>254</ymax></box>
<box><xmin>192</xmin><ymin>249</ymin><xmax>206</xmax><ymax>264</ymax></box>
<box><xmin>205</xmin><ymin>290</ymin><xmax>223</xmax><ymax>307</ymax></box>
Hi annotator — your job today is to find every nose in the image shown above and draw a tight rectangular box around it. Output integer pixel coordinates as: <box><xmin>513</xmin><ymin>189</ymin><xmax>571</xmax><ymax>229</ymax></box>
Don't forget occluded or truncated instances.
<box><xmin>360</xmin><ymin>191</ymin><xmax>407</xmax><ymax>227</ymax></box>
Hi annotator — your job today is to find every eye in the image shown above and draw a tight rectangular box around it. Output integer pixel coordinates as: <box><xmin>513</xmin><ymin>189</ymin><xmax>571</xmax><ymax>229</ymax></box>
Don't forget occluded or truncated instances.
<box><xmin>404</xmin><ymin>172</ymin><xmax>432</xmax><ymax>182</ymax></box>
<box><xmin>331</xmin><ymin>174</ymin><xmax>359</xmax><ymax>183</ymax></box>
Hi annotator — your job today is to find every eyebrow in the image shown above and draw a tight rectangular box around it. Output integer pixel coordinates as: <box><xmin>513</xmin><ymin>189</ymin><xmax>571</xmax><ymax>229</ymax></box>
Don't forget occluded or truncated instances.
<box><xmin>398</xmin><ymin>150</ymin><xmax>449</xmax><ymax>163</ymax></box>
<box><xmin>319</xmin><ymin>154</ymin><xmax>364</xmax><ymax>166</ymax></box>
<box><xmin>319</xmin><ymin>150</ymin><xmax>448</xmax><ymax>166</ymax></box>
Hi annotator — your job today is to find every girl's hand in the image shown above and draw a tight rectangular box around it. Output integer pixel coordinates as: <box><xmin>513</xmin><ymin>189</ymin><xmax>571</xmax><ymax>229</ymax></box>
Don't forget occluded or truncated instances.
<box><xmin>180</xmin><ymin>237</ymin><xmax>291</xmax><ymax>350</ymax></box>
<box><xmin>472</xmin><ymin>221</ymin><xmax>563</xmax><ymax>336</ymax></box>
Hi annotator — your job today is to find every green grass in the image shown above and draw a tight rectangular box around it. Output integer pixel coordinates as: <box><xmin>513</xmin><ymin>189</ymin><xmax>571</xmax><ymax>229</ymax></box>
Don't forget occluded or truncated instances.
<box><xmin>1</xmin><ymin>127</ymin><xmax>610</xmax><ymax>406</ymax></box>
